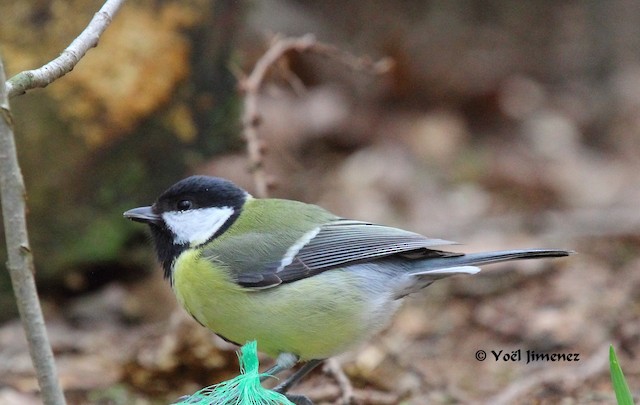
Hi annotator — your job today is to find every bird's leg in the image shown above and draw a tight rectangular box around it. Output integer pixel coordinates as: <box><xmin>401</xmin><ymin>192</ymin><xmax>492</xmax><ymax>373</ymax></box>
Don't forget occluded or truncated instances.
<box><xmin>260</xmin><ymin>352</ymin><xmax>299</xmax><ymax>382</ymax></box>
<box><xmin>282</xmin><ymin>394</ymin><xmax>314</xmax><ymax>405</ymax></box>
<box><xmin>274</xmin><ymin>360</ymin><xmax>324</xmax><ymax>405</ymax></box>
<box><xmin>260</xmin><ymin>355</ymin><xmax>323</xmax><ymax>405</ymax></box>
<box><xmin>274</xmin><ymin>359</ymin><xmax>324</xmax><ymax>393</ymax></box>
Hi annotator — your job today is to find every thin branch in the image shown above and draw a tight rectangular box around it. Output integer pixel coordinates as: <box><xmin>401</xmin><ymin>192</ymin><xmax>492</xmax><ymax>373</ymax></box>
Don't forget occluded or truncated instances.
<box><xmin>240</xmin><ymin>34</ymin><xmax>393</xmax><ymax>197</ymax></box>
<box><xmin>6</xmin><ymin>0</ymin><xmax>126</xmax><ymax>98</ymax></box>
<box><xmin>0</xmin><ymin>57</ymin><xmax>66</xmax><ymax>404</ymax></box>
<box><xmin>304</xmin><ymin>384</ymin><xmax>400</xmax><ymax>404</ymax></box>
<box><xmin>0</xmin><ymin>1</ymin><xmax>126</xmax><ymax>402</ymax></box>
<box><xmin>323</xmin><ymin>358</ymin><xmax>356</xmax><ymax>404</ymax></box>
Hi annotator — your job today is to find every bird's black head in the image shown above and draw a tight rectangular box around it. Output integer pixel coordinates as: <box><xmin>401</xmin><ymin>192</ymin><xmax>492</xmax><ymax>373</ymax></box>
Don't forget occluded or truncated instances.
<box><xmin>152</xmin><ymin>176</ymin><xmax>248</xmax><ymax>218</ymax></box>
<box><xmin>124</xmin><ymin>176</ymin><xmax>249</xmax><ymax>278</ymax></box>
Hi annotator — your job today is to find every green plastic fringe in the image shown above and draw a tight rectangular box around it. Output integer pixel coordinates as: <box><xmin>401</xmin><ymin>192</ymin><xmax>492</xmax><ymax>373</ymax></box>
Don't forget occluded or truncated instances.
<box><xmin>172</xmin><ymin>341</ymin><xmax>294</xmax><ymax>405</ymax></box>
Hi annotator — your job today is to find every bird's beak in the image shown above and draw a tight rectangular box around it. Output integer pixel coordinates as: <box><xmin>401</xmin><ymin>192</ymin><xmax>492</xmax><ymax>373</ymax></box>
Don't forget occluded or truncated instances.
<box><xmin>123</xmin><ymin>206</ymin><xmax>162</xmax><ymax>225</ymax></box>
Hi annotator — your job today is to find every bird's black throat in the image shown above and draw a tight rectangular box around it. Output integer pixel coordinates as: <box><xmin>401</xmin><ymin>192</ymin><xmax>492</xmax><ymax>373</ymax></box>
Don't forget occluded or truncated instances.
<box><xmin>149</xmin><ymin>224</ymin><xmax>188</xmax><ymax>281</ymax></box>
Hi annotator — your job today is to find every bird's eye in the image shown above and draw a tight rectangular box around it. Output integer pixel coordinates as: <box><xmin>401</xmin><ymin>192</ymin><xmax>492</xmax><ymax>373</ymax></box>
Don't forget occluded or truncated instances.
<box><xmin>177</xmin><ymin>200</ymin><xmax>193</xmax><ymax>211</ymax></box>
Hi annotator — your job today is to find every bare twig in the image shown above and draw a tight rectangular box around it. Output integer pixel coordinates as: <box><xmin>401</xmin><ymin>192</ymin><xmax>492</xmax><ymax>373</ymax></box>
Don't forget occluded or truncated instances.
<box><xmin>0</xmin><ymin>58</ymin><xmax>66</xmax><ymax>405</ymax></box>
<box><xmin>304</xmin><ymin>384</ymin><xmax>400</xmax><ymax>405</ymax></box>
<box><xmin>240</xmin><ymin>34</ymin><xmax>393</xmax><ymax>197</ymax></box>
<box><xmin>0</xmin><ymin>1</ymin><xmax>128</xmax><ymax>402</ymax></box>
<box><xmin>324</xmin><ymin>358</ymin><xmax>355</xmax><ymax>404</ymax></box>
<box><xmin>6</xmin><ymin>0</ymin><xmax>126</xmax><ymax>98</ymax></box>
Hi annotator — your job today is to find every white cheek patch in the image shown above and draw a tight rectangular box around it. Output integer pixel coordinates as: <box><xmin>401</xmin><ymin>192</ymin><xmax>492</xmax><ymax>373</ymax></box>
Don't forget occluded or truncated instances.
<box><xmin>162</xmin><ymin>207</ymin><xmax>234</xmax><ymax>246</ymax></box>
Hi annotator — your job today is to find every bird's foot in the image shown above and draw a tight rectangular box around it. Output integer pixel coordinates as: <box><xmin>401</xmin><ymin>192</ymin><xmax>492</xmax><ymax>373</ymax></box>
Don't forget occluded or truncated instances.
<box><xmin>285</xmin><ymin>393</ymin><xmax>314</xmax><ymax>405</ymax></box>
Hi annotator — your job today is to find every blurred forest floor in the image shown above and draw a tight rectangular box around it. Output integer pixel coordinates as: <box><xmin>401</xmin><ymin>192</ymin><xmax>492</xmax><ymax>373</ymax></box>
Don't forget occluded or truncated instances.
<box><xmin>2</xmin><ymin>1</ymin><xmax>640</xmax><ymax>404</ymax></box>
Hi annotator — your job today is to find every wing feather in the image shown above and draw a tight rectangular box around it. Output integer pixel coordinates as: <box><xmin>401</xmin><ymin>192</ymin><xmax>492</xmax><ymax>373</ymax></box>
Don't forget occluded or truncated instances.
<box><xmin>273</xmin><ymin>219</ymin><xmax>456</xmax><ymax>283</ymax></box>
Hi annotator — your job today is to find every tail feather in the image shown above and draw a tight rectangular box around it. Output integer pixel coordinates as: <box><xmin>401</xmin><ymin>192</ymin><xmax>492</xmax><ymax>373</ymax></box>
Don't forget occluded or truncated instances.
<box><xmin>393</xmin><ymin>249</ymin><xmax>571</xmax><ymax>298</ymax></box>
<box><xmin>410</xmin><ymin>249</ymin><xmax>572</xmax><ymax>276</ymax></box>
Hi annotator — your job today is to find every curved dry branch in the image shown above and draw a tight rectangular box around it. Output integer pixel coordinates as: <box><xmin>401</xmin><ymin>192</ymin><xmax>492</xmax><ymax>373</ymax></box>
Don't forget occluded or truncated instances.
<box><xmin>6</xmin><ymin>0</ymin><xmax>126</xmax><ymax>98</ymax></box>
<box><xmin>240</xmin><ymin>34</ymin><xmax>393</xmax><ymax>198</ymax></box>
<box><xmin>240</xmin><ymin>35</ymin><xmax>318</xmax><ymax>198</ymax></box>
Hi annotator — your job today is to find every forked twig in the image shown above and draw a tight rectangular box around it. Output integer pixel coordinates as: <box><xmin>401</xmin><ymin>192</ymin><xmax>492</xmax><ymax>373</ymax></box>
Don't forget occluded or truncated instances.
<box><xmin>0</xmin><ymin>57</ymin><xmax>66</xmax><ymax>405</ymax></box>
<box><xmin>240</xmin><ymin>34</ymin><xmax>393</xmax><ymax>197</ymax></box>
<box><xmin>0</xmin><ymin>1</ymin><xmax>127</xmax><ymax>403</ymax></box>
<box><xmin>324</xmin><ymin>358</ymin><xmax>356</xmax><ymax>404</ymax></box>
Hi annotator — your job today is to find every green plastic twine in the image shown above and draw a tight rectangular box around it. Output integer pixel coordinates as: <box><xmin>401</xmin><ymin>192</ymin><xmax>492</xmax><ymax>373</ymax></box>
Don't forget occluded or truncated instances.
<box><xmin>173</xmin><ymin>341</ymin><xmax>294</xmax><ymax>405</ymax></box>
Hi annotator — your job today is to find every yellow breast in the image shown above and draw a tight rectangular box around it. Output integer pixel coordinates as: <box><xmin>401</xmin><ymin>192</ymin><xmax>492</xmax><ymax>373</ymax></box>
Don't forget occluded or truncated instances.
<box><xmin>172</xmin><ymin>249</ymin><xmax>379</xmax><ymax>360</ymax></box>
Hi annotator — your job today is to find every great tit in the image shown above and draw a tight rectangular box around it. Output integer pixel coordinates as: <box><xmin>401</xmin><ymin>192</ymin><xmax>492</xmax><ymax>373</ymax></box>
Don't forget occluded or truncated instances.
<box><xmin>124</xmin><ymin>175</ymin><xmax>570</xmax><ymax>402</ymax></box>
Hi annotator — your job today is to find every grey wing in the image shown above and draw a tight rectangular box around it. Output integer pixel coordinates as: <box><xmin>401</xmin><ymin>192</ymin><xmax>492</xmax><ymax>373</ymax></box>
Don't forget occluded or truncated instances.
<box><xmin>268</xmin><ymin>219</ymin><xmax>460</xmax><ymax>284</ymax></box>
